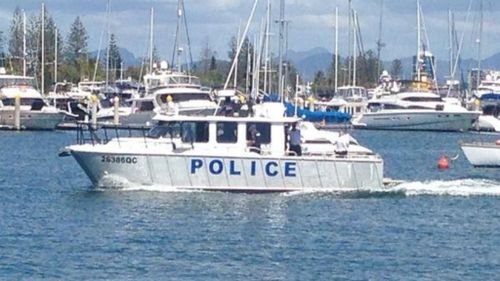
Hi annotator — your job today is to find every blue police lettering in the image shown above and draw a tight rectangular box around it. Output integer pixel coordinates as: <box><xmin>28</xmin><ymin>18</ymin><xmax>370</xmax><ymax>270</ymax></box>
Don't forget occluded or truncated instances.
<box><xmin>284</xmin><ymin>162</ymin><xmax>296</xmax><ymax>177</ymax></box>
<box><xmin>190</xmin><ymin>159</ymin><xmax>297</xmax><ymax>177</ymax></box>
<box><xmin>265</xmin><ymin>162</ymin><xmax>278</xmax><ymax>176</ymax></box>
<box><xmin>209</xmin><ymin>159</ymin><xmax>224</xmax><ymax>174</ymax></box>
<box><xmin>229</xmin><ymin>160</ymin><xmax>241</xmax><ymax>175</ymax></box>
<box><xmin>250</xmin><ymin>161</ymin><xmax>256</xmax><ymax>176</ymax></box>
<box><xmin>191</xmin><ymin>159</ymin><xmax>203</xmax><ymax>173</ymax></box>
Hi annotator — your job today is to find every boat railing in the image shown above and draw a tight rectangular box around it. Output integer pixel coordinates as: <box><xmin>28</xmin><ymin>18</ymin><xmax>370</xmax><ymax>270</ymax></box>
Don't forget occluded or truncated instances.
<box><xmin>75</xmin><ymin>122</ymin><xmax>150</xmax><ymax>147</ymax></box>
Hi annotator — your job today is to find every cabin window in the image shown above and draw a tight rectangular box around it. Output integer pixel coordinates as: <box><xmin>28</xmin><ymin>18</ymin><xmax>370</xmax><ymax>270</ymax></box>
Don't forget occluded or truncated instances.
<box><xmin>160</xmin><ymin>93</ymin><xmax>211</xmax><ymax>103</ymax></box>
<box><xmin>181</xmin><ymin>122</ymin><xmax>209</xmax><ymax>143</ymax></box>
<box><xmin>402</xmin><ymin>96</ymin><xmax>443</xmax><ymax>102</ymax></box>
<box><xmin>246</xmin><ymin>122</ymin><xmax>271</xmax><ymax>145</ymax></box>
<box><xmin>147</xmin><ymin>121</ymin><xmax>208</xmax><ymax>143</ymax></box>
<box><xmin>139</xmin><ymin>101</ymin><xmax>155</xmax><ymax>111</ymax></box>
<box><xmin>216</xmin><ymin>122</ymin><xmax>237</xmax><ymax>143</ymax></box>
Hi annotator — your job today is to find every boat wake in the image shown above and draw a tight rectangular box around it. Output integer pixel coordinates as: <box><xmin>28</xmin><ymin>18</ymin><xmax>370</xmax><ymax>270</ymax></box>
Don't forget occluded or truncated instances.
<box><xmin>95</xmin><ymin>176</ymin><xmax>499</xmax><ymax>197</ymax></box>
<box><xmin>387</xmin><ymin>178</ymin><xmax>500</xmax><ymax>197</ymax></box>
<box><xmin>284</xmin><ymin>178</ymin><xmax>500</xmax><ymax>198</ymax></box>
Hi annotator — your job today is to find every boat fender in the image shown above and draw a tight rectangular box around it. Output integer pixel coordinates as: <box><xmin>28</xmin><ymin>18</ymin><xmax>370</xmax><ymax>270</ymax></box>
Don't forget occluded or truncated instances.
<box><xmin>496</xmin><ymin>140</ymin><xmax>500</xmax><ymax>146</ymax></box>
<box><xmin>437</xmin><ymin>155</ymin><xmax>449</xmax><ymax>170</ymax></box>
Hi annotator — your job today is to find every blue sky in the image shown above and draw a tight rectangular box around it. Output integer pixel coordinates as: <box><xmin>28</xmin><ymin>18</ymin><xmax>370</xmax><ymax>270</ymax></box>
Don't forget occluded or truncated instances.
<box><xmin>0</xmin><ymin>0</ymin><xmax>498</xmax><ymax>62</ymax></box>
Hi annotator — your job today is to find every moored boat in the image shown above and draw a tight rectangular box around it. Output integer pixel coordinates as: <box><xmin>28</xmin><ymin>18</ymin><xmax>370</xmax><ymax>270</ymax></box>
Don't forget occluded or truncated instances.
<box><xmin>461</xmin><ymin>141</ymin><xmax>500</xmax><ymax>167</ymax></box>
<box><xmin>352</xmin><ymin>91</ymin><xmax>480</xmax><ymax>131</ymax></box>
<box><xmin>0</xmin><ymin>70</ymin><xmax>64</xmax><ymax>130</ymax></box>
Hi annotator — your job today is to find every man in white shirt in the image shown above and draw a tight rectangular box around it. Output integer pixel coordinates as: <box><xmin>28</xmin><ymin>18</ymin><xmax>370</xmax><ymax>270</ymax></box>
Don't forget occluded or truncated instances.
<box><xmin>335</xmin><ymin>131</ymin><xmax>349</xmax><ymax>156</ymax></box>
<box><xmin>289</xmin><ymin>122</ymin><xmax>302</xmax><ymax>156</ymax></box>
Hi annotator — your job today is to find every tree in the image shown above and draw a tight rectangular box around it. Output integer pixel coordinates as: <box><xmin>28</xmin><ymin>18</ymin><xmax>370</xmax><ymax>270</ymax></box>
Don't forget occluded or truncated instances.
<box><xmin>209</xmin><ymin>55</ymin><xmax>217</xmax><ymax>71</ymax></box>
<box><xmin>64</xmin><ymin>16</ymin><xmax>88</xmax><ymax>64</ymax></box>
<box><xmin>107</xmin><ymin>33</ymin><xmax>122</xmax><ymax>81</ymax></box>
<box><xmin>390</xmin><ymin>59</ymin><xmax>403</xmax><ymax>79</ymax></box>
<box><xmin>227</xmin><ymin>35</ymin><xmax>253</xmax><ymax>88</ymax></box>
<box><xmin>25</xmin><ymin>6</ymin><xmax>63</xmax><ymax>92</ymax></box>
<box><xmin>313</xmin><ymin>70</ymin><xmax>326</xmax><ymax>93</ymax></box>
<box><xmin>8</xmin><ymin>7</ymin><xmax>23</xmax><ymax>73</ymax></box>
<box><xmin>200</xmin><ymin>37</ymin><xmax>215</xmax><ymax>74</ymax></box>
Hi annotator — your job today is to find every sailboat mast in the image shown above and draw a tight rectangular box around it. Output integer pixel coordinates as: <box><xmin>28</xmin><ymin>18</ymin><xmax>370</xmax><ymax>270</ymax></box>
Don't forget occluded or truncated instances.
<box><xmin>105</xmin><ymin>0</ymin><xmax>111</xmax><ymax>87</ymax></box>
<box><xmin>477</xmin><ymin>0</ymin><xmax>483</xmax><ymax>89</ymax></box>
<box><xmin>22</xmin><ymin>10</ymin><xmax>26</xmax><ymax>77</ymax></box>
<box><xmin>223</xmin><ymin>0</ymin><xmax>259</xmax><ymax>90</ymax></box>
<box><xmin>376</xmin><ymin>0</ymin><xmax>384</xmax><ymax>77</ymax></box>
<box><xmin>278</xmin><ymin>0</ymin><xmax>285</xmax><ymax>100</ymax></box>
<box><xmin>334</xmin><ymin>6</ymin><xmax>339</xmax><ymax>93</ymax></box>
<box><xmin>172</xmin><ymin>0</ymin><xmax>182</xmax><ymax>71</ymax></box>
<box><xmin>149</xmin><ymin>7</ymin><xmax>154</xmax><ymax>74</ymax></box>
<box><xmin>263</xmin><ymin>0</ymin><xmax>271</xmax><ymax>94</ymax></box>
<box><xmin>352</xmin><ymin>10</ymin><xmax>357</xmax><ymax>87</ymax></box>
<box><xmin>54</xmin><ymin>26</ymin><xmax>58</xmax><ymax>84</ymax></box>
<box><xmin>234</xmin><ymin>25</ymin><xmax>240</xmax><ymax>88</ymax></box>
<box><xmin>41</xmin><ymin>2</ymin><xmax>45</xmax><ymax>94</ymax></box>
<box><xmin>416</xmin><ymin>0</ymin><xmax>421</xmax><ymax>82</ymax></box>
<box><xmin>347</xmin><ymin>0</ymin><xmax>352</xmax><ymax>84</ymax></box>
<box><xmin>448</xmin><ymin>10</ymin><xmax>453</xmax><ymax>78</ymax></box>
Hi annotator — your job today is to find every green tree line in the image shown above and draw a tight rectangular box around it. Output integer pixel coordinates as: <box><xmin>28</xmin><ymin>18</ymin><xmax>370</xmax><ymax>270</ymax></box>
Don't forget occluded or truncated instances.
<box><xmin>1</xmin><ymin>6</ymin><xmax>124</xmax><ymax>93</ymax></box>
<box><xmin>312</xmin><ymin>50</ymin><xmax>404</xmax><ymax>97</ymax></box>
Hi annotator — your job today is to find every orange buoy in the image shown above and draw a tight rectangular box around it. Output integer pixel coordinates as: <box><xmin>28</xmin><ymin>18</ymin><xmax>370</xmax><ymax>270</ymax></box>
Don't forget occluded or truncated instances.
<box><xmin>437</xmin><ymin>155</ymin><xmax>450</xmax><ymax>170</ymax></box>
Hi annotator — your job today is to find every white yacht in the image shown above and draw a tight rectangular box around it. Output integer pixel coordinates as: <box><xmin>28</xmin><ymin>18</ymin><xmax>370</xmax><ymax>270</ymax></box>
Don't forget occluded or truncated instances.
<box><xmin>352</xmin><ymin>91</ymin><xmax>480</xmax><ymax>131</ymax></box>
<box><xmin>116</xmin><ymin>62</ymin><xmax>217</xmax><ymax>126</ymax></box>
<box><xmin>0</xmin><ymin>72</ymin><xmax>64</xmax><ymax>130</ymax></box>
<box><xmin>333</xmin><ymin>86</ymin><xmax>368</xmax><ymax>118</ymax></box>
<box><xmin>461</xmin><ymin>141</ymin><xmax>500</xmax><ymax>167</ymax></box>
<box><xmin>471</xmin><ymin>71</ymin><xmax>500</xmax><ymax>132</ymax></box>
<box><xmin>60</xmin><ymin>104</ymin><xmax>384</xmax><ymax>192</ymax></box>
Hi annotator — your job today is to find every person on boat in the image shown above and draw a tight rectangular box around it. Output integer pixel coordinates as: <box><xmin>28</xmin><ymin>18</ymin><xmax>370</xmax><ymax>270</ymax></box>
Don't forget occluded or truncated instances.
<box><xmin>247</xmin><ymin>124</ymin><xmax>261</xmax><ymax>153</ymax></box>
<box><xmin>335</xmin><ymin>131</ymin><xmax>350</xmax><ymax>157</ymax></box>
<box><xmin>221</xmin><ymin>96</ymin><xmax>234</xmax><ymax>116</ymax></box>
<box><xmin>289</xmin><ymin>122</ymin><xmax>302</xmax><ymax>156</ymax></box>
<box><xmin>164</xmin><ymin>95</ymin><xmax>178</xmax><ymax>116</ymax></box>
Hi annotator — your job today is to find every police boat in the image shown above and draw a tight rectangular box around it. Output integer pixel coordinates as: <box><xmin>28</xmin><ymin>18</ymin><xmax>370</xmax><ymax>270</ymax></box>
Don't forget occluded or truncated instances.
<box><xmin>60</xmin><ymin>112</ymin><xmax>384</xmax><ymax>192</ymax></box>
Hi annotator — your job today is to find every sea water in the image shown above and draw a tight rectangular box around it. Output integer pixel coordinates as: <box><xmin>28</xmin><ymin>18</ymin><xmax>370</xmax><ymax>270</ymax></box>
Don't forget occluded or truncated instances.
<box><xmin>0</xmin><ymin>130</ymin><xmax>499</xmax><ymax>280</ymax></box>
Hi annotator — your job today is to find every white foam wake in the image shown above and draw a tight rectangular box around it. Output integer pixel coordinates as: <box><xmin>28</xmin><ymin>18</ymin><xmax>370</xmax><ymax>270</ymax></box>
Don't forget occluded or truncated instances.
<box><xmin>96</xmin><ymin>175</ymin><xmax>500</xmax><ymax>197</ymax></box>
<box><xmin>386</xmin><ymin>178</ymin><xmax>500</xmax><ymax>197</ymax></box>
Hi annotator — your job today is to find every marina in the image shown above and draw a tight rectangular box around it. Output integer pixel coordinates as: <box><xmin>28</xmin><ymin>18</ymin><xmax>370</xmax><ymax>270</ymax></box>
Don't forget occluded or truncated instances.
<box><xmin>1</xmin><ymin>0</ymin><xmax>500</xmax><ymax>279</ymax></box>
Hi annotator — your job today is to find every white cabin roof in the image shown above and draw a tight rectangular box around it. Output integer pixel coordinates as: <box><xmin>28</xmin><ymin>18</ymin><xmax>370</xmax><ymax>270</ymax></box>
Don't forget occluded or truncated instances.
<box><xmin>153</xmin><ymin>114</ymin><xmax>301</xmax><ymax>124</ymax></box>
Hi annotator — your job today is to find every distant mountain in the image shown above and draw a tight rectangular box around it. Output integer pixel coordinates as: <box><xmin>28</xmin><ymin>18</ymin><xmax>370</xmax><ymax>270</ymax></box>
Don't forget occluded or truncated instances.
<box><xmin>287</xmin><ymin>47</ymin><xmax>333</xmax><ymax>80</ymax></box>
<box><xmin>89</xmin><ymin>48</ymin><xmax>142</xmax><ymax>67</ymax></box>
<box><xmin>287</xmin><ymin>47</ymin><xmax>500</xmax><ymax>83</ymax></box>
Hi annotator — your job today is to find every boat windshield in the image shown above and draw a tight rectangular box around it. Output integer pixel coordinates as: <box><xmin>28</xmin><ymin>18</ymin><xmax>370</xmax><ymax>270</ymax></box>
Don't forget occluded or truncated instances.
<box><xmin>401</xmin><ymin>96</ymin><xmax>443</xmax><ymax>102</ymax></box>
<box><xmin>160</xmin><ymin>93</ymin><xmax>212</xmax><ymax>103</ymax></box>
<box><xmin>0</xmin><ymin>77</ymin><xmax>35</xmax><ymax>88</ymax></box>
<box><xmin>147</xmin><ymin>121</ymin><xmax>209</xmax><ymax>143</ymax></box>
<box><xmin>2</xmin><ymin>97</ymin><xmax>45</xmax><ymax>106</ymax></box>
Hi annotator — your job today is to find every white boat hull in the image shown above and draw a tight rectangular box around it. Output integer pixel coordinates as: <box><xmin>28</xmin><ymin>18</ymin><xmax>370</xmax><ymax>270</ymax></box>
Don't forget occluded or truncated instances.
<box><xmin>353</xmin><ymin>110</ymin><xmax>479</xmax><ymax>131</ymax></box>
<box><xmin>69</xmin><ymin>149</ymin><xmax>384</xmax><ymax>192</ymax></box>
<box><xmin>461</xmin><ymin>143</ymin><xmax>500</xmax><ymax>167</ymax></box>
<box><xmin>475</xmin><ymin>115</ymin><xmax>500</xmax><ymax>132</ymax></box>
<box><xmin>0</xmin><ymin>110</ymin><xmax>64</xmax><ymax>130</ymax></box>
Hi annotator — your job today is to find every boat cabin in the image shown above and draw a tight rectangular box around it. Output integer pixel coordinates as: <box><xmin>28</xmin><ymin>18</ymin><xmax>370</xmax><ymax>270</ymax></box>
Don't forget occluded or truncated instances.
<box><xmin>149</xmin><ymin>115</ymin><xmax>301</xmax><ymax>157</ymax></box>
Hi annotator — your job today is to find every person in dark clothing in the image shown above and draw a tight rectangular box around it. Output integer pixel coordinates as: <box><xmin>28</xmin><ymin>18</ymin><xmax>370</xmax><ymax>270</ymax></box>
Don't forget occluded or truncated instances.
<box><xmin>289</xmin><ymin>122</ymin><xmax>302</xmax><ymax>156</ymax></box>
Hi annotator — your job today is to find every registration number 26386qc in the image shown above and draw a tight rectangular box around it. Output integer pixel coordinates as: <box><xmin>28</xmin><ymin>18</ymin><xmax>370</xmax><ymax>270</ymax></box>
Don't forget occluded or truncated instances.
<box><xmin>101</xmin><ymin>155</ymin><xmax>138</xmax><ymax>164</ymax></box>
